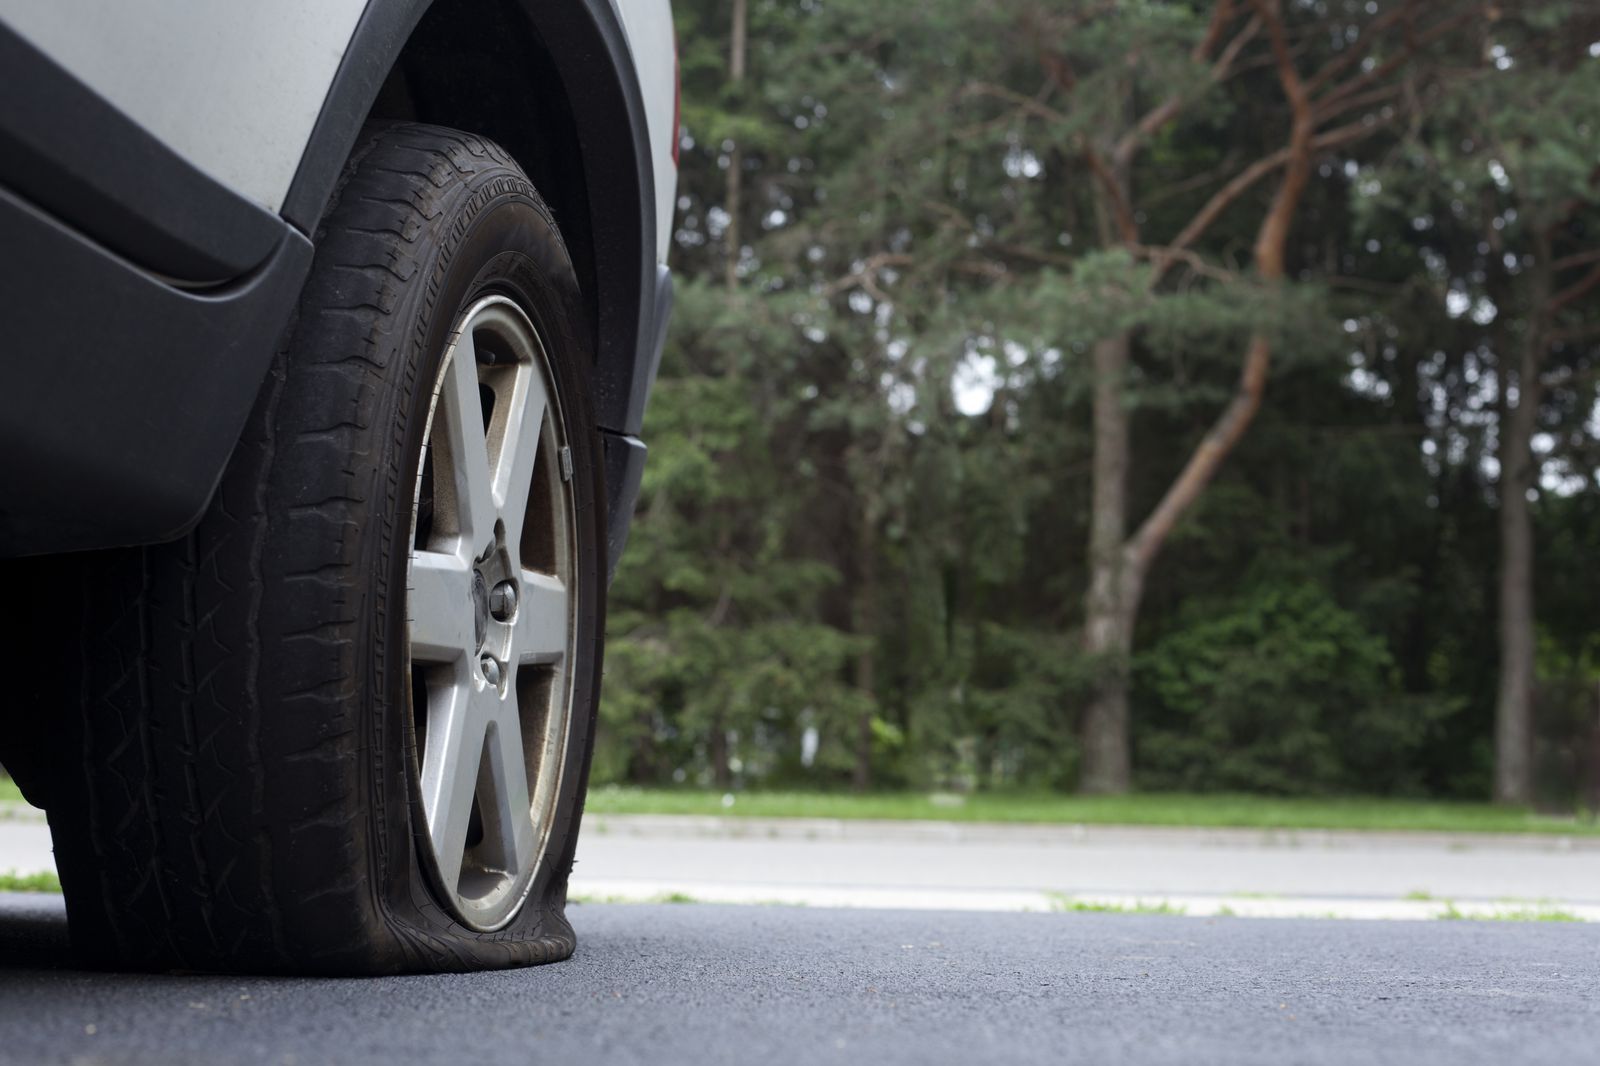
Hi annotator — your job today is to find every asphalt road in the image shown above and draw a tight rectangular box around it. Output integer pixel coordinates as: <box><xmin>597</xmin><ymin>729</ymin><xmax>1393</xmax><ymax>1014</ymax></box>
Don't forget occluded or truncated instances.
<box><xmin>2</xmin><ymin>894</ymin><xmax>1598</xmax><ymax>1065</ymax></box>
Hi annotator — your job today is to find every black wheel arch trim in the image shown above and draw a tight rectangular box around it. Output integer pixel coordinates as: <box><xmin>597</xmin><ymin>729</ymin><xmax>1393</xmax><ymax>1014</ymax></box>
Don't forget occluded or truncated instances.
<box><xmin>282</xmin><ymin>0</ymin><xmax>666</xmax><ymax>440</ymax></box>
<box><xmin>0</xmin><ymin>183</ymin><xmax>313</xmax><ymax>557</ymax></box>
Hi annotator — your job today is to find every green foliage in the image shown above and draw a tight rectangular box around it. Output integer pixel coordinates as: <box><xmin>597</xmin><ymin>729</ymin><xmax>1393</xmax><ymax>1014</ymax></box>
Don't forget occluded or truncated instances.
<box><xmin>1135</xmin><ymin>581</ymin><xmax>1455</xmax><ymax>795</ymax></box>
<box><xmin>600</xmin><ymin>0</ymin><xmax>1600</xmax><ymax>803</ymax></box>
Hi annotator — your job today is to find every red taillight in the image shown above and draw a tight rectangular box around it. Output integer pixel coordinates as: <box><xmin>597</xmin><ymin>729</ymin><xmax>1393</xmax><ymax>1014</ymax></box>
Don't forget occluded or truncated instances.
<box><xmin>671</xmin><ymin>29</ymin><xmax>681</xmax><ymax>167</ymax></box>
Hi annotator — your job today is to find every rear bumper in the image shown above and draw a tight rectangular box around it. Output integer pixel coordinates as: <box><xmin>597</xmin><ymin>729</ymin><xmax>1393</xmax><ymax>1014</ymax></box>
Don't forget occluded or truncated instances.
<box><xmin>0</xmin><ymin>183</ymin><xmax>310</xmax><ymax>557</ymax></box>
<box><xmin>599</xmin><ymin>263</ymin><xmax>672</xmax><ymax>582</ymax></box>
<box><xmin>600</xmin><ymin>431</ymin><xmax>648</xmax><ymax>584</ymax></box>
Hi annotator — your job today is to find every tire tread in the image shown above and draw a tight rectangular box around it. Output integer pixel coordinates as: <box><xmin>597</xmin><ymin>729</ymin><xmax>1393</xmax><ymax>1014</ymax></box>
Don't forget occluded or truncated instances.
<box><xmin>49</xmin><ymin>124</ymin><xmax>596</xmax><ymax>974</ymax></box>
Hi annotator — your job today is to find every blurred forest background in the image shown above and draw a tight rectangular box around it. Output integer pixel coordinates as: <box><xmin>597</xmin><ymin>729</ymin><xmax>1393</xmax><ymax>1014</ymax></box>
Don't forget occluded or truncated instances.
<box><xmin>598</xmin><ymin>0</ymin><xmax>1600</xmax><ymax>808</ymax></box>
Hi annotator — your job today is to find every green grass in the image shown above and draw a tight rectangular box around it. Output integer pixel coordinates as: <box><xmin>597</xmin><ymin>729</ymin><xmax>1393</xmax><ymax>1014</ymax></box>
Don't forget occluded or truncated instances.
<box><xmin>571</xmin><ymin>891</ymin><xmax>706</xmax><ymax>905</ymax></box>
<box><xmin>1491</xmin><ymin>907</ymin><xmax>1583</xmax><ymax>922</ymax></box>
<box><xmin>656</xmin><ymin>891</ymin><xmax>698</xmax><ymax>904</ymax></box>
<box><xmin>1437</xmin><ymin>900</ymin><xmax>1582</xmax><ymax>922</ymax></box>
<box><xmin>0</xmin><ymin>777</ymin><xmax>24</xmax><ymax>805</ymax></box>
<box><xmin>0</xmin><ymin>870</ymin><xmax>60</xmax><ymax>893</ymax></box>
<box><xmin>584</xmin><ymin>786</ymin><xmax>1599</xmax><ymax>836</ymax></box>
<box><xmin>1047</xmin><ymin>893</ymin><xmax>1187</xmax><ymax>916</ymax></box>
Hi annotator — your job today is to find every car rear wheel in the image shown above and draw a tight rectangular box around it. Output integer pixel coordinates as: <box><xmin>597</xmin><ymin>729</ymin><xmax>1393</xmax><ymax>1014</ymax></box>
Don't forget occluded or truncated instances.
<box><xmin>407</xmin><ymin>293</ymin><xmax>581</xmax><ymax>933</ymax></box>
<box><xmin>45</xmin><ymin>123</ymin><xmax>605</xmax><ymax>974</ymax></box>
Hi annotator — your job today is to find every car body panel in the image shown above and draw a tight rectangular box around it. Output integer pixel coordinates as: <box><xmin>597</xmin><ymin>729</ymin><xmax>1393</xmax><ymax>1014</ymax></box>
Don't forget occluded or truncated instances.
<box><xmin>615</xmin><ymin>0</ymin><xmax>677</xmax><ymax>262</ymax></box>
<box><xmin>0</xmin><ymin>0</ymin><xmax>677</xmax><ymax>263</ymax></box>
<box><xmin>0</xmin><ymin>0</ymin><xmax>369</xmax><ymax>214</ymax></box>
<box><xmin>0</xmin><ymin>0</ymin><xmax>674</xmax><ymax>561</ymax></box>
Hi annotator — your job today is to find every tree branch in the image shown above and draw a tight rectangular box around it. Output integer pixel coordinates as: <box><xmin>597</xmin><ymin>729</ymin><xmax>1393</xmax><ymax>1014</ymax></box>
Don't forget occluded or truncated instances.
<box><xmin>1550</xmin><ymin>321</ymin><xmax>1600</xmax><ymax>346</ymax></box>
<box><xmin>1153</xmin><ymin>112</ymin><xmax>1394</xmax><ymax>287</ymax></box>
<box><xmin>823</xmin><ymin>253</ymin><xmax>913</xmax><ymax>300</ymax></box>
<box><xmin>960</xmin><ymin>81</ymin><xmax>1069</xmax><ymax>125</ymax></box>
<box><xmin>1553</xmin><ymin>247</ymin><xmax>1600</xmax><ymax>272</ymax></box>
<box><xmin>1304</xmin><ymin>0</ymin><xmax>1420</xmax><ymax>96</ymax></box>
<box><xmin>1549</xmin><ymin>261</ymin><xmax>1600</xmax><ymax>316</ymax></box>
<box><xmin>1250</xmin><ymin>0</ymin><xmax>1314</xmax><ymax>280</ymax></box>
<box><xmin>823</xmin><ymin>252</ymin><xmax>1006</xmax><ymax>301</ymax></box>
<box><xmin>1312</xmin><ymin>82</ymin><xmax>1401</xmax><ymax>126</ymax></box>
<box><xmin>1126</xmin><ymin>0</ymin><xmax>1316</xmax><ymax>577</ymax></box>
<box><xmin>1083</xmin><ymin>147</ymin><xmax>1140</xmax><ymax>244</ymax></box>
<box><xmin>1130</xmin><ymin>244</ymin><xmax>1239</xmax><ymax>283</ymax></box>
<box><xmin>1033</xmin><ymin>51</ymin><xmax>1141</xmax><ymax>246</ymax></box>
<box><xmin>1111</xmin><ymin>3</ymin><xmax>1258</xmax><ymax>169</ymax></box>
<box><xmin>1313</xmin><ymin>2</ymin><xmax>1482</xmax><ymax>116</ymax></box>
<box><xmin>1213</xmin><ymin>11</ymin><xmax>1263</xmax><ymax>76</ymax></box>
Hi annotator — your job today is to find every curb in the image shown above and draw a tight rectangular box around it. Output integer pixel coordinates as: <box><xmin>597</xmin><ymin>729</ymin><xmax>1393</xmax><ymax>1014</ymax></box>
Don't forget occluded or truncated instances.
<box><xmin>580</xmin><ymin>813</ymin><xmax>1600</xmax><ymax>853</ymax></box>
<box><xmin>0</xmin><ymin>802</ymin><xmax>44</xmax><ymax>824</ymax></box>
<box><xmin>568</xmin><ymin>877</ymin><xmax>1600</xmax><ymax>922</ymax></box>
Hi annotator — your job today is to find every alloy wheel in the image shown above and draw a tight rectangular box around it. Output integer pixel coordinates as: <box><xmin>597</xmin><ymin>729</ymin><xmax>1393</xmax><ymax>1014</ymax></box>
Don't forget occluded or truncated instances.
<box><xmin>405</xmin><ymin>295</ymin><xmax>577</xmax><ymax>931</ymax></box>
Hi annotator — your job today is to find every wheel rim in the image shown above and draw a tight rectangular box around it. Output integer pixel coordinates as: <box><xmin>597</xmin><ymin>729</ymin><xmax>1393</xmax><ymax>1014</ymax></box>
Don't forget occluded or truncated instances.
<box><xmin>405</xmin><ymin>295</ymin><xmax>576</xmax><ymax>932</ymax></box>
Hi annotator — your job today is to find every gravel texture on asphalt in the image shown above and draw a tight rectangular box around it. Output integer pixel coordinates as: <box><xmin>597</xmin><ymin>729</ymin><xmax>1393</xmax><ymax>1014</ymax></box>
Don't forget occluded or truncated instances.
<box><xmin>1</xmin><ymin>893</ymin><xmax>1597</xmax><ymax>1065</ymax></box>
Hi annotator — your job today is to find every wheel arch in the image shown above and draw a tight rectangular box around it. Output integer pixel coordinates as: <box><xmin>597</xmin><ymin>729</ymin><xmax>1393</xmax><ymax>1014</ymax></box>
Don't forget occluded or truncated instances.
<box><xmin>281</xmin><ymin>0</ymin><xmax>661</xmax><ymax>438</ymax></box>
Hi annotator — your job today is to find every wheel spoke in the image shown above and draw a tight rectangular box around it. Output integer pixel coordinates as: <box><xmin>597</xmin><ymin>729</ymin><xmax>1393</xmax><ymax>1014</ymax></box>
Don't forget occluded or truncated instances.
<box><xmin>515</xmin><ymin>570</ymin><xmax>568</xmax><ymax>664</ymax></box>
<box><xmin>432</xmin><ymin>330</ymin><xmax>496</xmax><ymax>554</ymax></box>
<box><xmin>419</xmin><ymin>664</ymin><xmax>486</xmax><ymax>887</ymax></box>
<box><xmin>475</xmin><ymin>691</ymin><xmax>536</xmax><ymax>875</ymax></box>
<box><xmin>407</xmin><ymin>550</ymin><xmax>474</xmax><ymax>664</ymax></box>
<box><xmin>490</xmin><ymin>362</ymin><xmax>548</xmax><ymax>555</ymax></box>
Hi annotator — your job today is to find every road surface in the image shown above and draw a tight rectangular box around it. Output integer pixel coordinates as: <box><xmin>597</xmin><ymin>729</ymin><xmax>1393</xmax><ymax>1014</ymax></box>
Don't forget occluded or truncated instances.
<box><xmin>1</xmin><ymin>893</ymin><xmax>1597</xmax><ymax>1065</ymax></box>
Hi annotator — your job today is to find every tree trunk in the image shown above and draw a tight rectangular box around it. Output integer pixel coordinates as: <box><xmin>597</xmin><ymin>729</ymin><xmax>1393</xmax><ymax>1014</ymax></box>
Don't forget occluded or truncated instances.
<box><xmin>710</xmin><ymin>712</ymin><xmax>732</xmax><ymax>789</ymax></box>
<box><xmin>1493</xmin><ymin>247</ymin><xmax>1549</xmax><ymax>805</ymax></box>
<box><xmin>1080</xmin><ymin>587</ymin><xmax>1138</xmax><ymax>794</ymax></box>
<box><xmin>852</xmin><ymin>492</ymin><xmax>879</xmax><ymax>792</ymax></box>
<box><xmin>1586</xmin><ymin>679</ymin><xmax>1600</xmax><ymax>816</ymax></box>
<box><xmin>1075</xmin><ymin>9</ymin><xmax>1316</xmax><ymax>793</ymax></box>
<box><xmin>1080</xmin><ymin>332</ymin><xmax>1137</xmax><ymax>794</ymax></box>
<box><xmin>629</xmin><ymin>709</ymin><xmax>659</xmax><ymax>785</ymax></box>
<box><xmin>852</xmin><ymin>667</ymin><xmax>875</xmax><ymax>792</ymax></box>
<box><xmin>723</xmin><ymin>0</ymin><xmax>747</xmax><ymax>291</ymax></box>
<box><xmin>708</xmin><ymin>0</ymin><xmax>748</xmax><ymax>783</ymax></box>
<box><xmin>1494</xmin><ymin>423</ymin><xmax>1536</xmax><ymax>805</ymax></box>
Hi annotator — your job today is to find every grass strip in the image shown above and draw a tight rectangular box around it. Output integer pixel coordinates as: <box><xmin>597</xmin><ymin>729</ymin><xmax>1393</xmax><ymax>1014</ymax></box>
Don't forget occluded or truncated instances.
<box><xmin>585</xmin><ymin>787</ymin><xmax>1598</xmax><ymax>836</ymax></box>
<box><xmin>0</xmin><ymin>870</ymin><xmax>60</xmax><ymax>894</ymax></box>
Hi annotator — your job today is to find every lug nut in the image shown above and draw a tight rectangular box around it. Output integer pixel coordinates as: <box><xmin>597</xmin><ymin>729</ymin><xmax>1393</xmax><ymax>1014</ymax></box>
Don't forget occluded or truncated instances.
<box><xmin>489</xmin><ymin>580</ymin><xmax>518</xmax><ymax>621</ymax></box>
<box><xmin>480</xmin><ymin>655</ymin><xmax>502</xmax><ymax>687</ymax></box>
